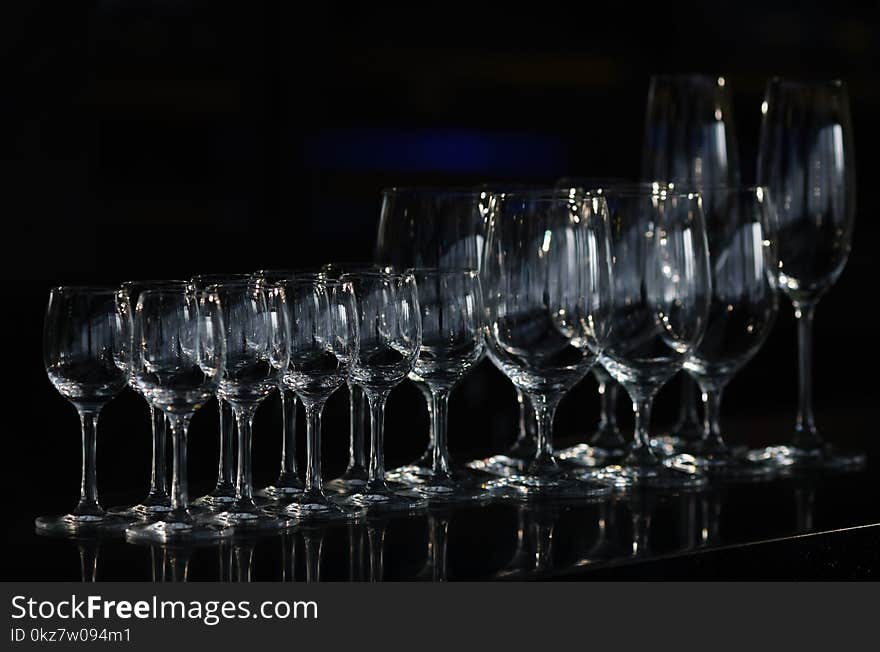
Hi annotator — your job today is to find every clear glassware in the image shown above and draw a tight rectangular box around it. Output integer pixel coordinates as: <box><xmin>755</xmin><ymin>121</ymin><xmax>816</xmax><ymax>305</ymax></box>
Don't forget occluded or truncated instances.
<box><xmin>375</xmin><ymin>188</ymin><xmax>490</xmax><ymax>483</ymax></box>
<box><xmin>339</xmin><ymin>271</ymin><xmax>428</xmax><ymax>513</ymax></box>
<box><xmin>210</xmin><ymin>279</ymin><xmax>288</xmax><ymax>529</ymax></box>
<box><xmin>125</xmin><ymin>287</ymin><xmax>228</xmax><ymax>543</ymax></box>
<box><xmin>189</xmin><ymin>273</ymin><xmax>252</xmax><ymax>509</ymax></box>
<box><xmin>481</xmin><ymin>189</ymin><xmax>614</xmax><ymax>500</ymax></box>
<box><xmin>281</xmin><ymin>278</ymin><xmax>366</xmax><ymax>523</ymax></box>
<box><xmin>108</xmin><ymin>280</ymin><xmax>192</xmax><ymax>518</ymax></box>
<box><xmin>682</xmin><ymin>186</ymin><xmax>780</xmax><ymax>478</ymax></box>
<box><xmin>318</xmin><ymin>263</ymin><xmax>395</xmax><ymax>494</ymax></box>
<box><xmin>590</xmin><ymin>185</ymin><xmax>712</xmax><ymax>489</ymax></box>
<box><xmin>750</xmin><ymin>78</ymin><xmax>863</xmax><ymax>469</ymax></box>
<box><xmin>251</xmin><ymin>269</ymin><xmax>313</xmax><ymax>501</ymax></box>
<box><xmin>553</xmin><ymin>178</ymin><xmax>629</xmax><ymax>467</ymax></box>
<box><xmin>402</xmin><ymin>268</ymin><xmax>489</xmax><ymax>503</ymax></box>
<box><xmin>37</xmin><ymin>287</ymin><xmax>128</xmax><ymax>534</ymax></box>
<box><xmin>642</xmin><ymin>74</ymin><xmax>741</xmax><ymax>450</ymax></box>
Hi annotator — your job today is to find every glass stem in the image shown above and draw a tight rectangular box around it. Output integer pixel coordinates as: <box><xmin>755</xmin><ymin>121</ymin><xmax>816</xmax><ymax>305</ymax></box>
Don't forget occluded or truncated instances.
<box><xmin>217</xmin><ymin>399</ymin><xmax>235</xmax><ymax>489</ymax></box>
<box><xmin>303</xmin><ymin>399</ymin><xmax>327</xmax><ymax>495</ymax></box>
<box><xmin>347</xmin><ymin>383</ymin><xmax>367</xmax><ymax>472</ymax></box>
<box><xmin>279</xmin><ymin>389</ymin><xmax>298</xmax><ymax>479</ymax></box>
<box><xmin>599</xmin><ymin>381</ymin><xmax>619</xmax><ymax>431</ymax></box>
<box><xmin>700</xmin><ymin>385</ymin><xmax>728</xmax><ymax>455</ymax></box>
<box><xmin>528</xmin><ymin>393</ymin><xmax>559</xmax><ymax>473</ymax></box>
<box><xmin>415</xmin><ymin>381</ymin><xmax>435</xmax><ymax>461</ymax></box>
<box><xmin>304</xmin><ymin>534</ymin><xmax>323</xmax><ymax>583</ymax></box>
<box><xmin>793</xmin><ymin>301</ymin><xmax>821</xmax><ymax>450</ymax></box>
<box><xmin>148</xmin><ymin>406</ymin><xmax>168</xmax><ymax>499</ymax></box>
<box><xmin>430</xmin><ymin>388</ymin><xmax>452</xmax><ymax>477</ymax></box>
<box><xmin>167</xmin><ymin>415</ymin><xmax>192</xmax><ymax>516</ymax></box>
<box><xmin>235</xmin><ymin>408</ymin><xmax>256</xmax><ymax>505</ymax></box>
<box><xmin>677</xmin><ymin>374</ymin><xmax>701</xmax><ymax>430</ymax></box>
<box><xmin>366</xmin><ymin>391</ymin><xmax>390</xmax><ymax>492</ymax></box>
<box><xmin>627</xmin><ymin>394</ymin><xmax>659</xmax><ymax>466</ymax></box>
<box><xmin>74</xmin><ymin>407</ymin><xmax>102</xmax><ymax>517</ymax></box>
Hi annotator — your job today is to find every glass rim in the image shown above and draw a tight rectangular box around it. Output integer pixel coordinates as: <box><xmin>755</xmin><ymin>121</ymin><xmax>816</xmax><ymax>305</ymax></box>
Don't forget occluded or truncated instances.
<box><xmin>120</xmin><ymin>279</ymin><xmax>191</xmax><ymax>289</ymax></box>
<box><xmin>381</xmin><ymin>186</ymin><xmax>483</xmax><ymax>198</ymax></box>
<box><xmin>591</xmin><ymin>183</ymin><xmax>702</xmax><ymax>199</ymax></box>
<box><xmin>340</xmin><ymin>270</ymin><xmax>414</xmax><ymax>282</ymax></box>
<box><xmin>650</xmin><ymin>72</ymin><xmax>728</xmax><ymax>86</ymax></box>
<box><xmin>49</xmin><ymin>286</ymin><xmax>118</xmax><ymax>296</ymax></box>
<box><xmin>406</xmin><ymin>266</ymin><xmax>479</xmax><ymax>277</ymax></box>
<box><xmin>767</xmin><ymin>77</ymin><xmax>847</xmax><ymax>90</ymax></box>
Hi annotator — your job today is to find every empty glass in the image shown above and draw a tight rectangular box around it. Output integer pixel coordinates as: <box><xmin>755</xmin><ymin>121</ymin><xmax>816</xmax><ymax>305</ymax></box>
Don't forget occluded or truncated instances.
<box><xmin>340</xmin><ymin>271</ymin><xmax>427</xmax><ymax>513</ymax></box>
<box><xmin>481</xmin><ymin>190</ymin><xmax>614</xmax><ymax>500</ymax></box>
<box><xmin>282</xmin><ymin>278</ymin><xmax>366</xmax><ymax>522</ymax></box>
<box><xmin>403</xmin><ymin>268</ymin><xmax>489</xmax><ymax>503</ymax></box>
<box><xmin>126</xmin><ymin>287</ymin><xmax>227</xmax><ymax>543</ymax></box>
<box><xmin>38</xmin><ymin>287</ymin><xmax>128</xmax><ymax>533</ymax></box>
<box><xmin>318</xmin><ymin>263</ymin><xmax>393</xmax><ymax>494</ymax></box>
<box><xmin>751</xmin><ymin>78</ymin><xmax>862</xmax><ymax>469</ymax></box>
<box><xmin>682</xmin><ymin>186</ymin><xmax>780</xmax><ymax>477</ymax></box>
<box><xmin>590</xmin><ymin>185</ymin><xmax>711</xmax><ymax>489</ymax></box>
<box><xmin>211</xmin><ymin>280</ymin><xmax>288</xmax><ymax>528</ymax></box>
<box><xmin>189</xmin><ymin>273</ymin><xmax>252</xmax><ymax>509</ymax></box>
<box><xmin>642</xmin><ymin>74</ymin><xmax>741</xmax><ymax>449</ymax></box>
<box><xmin>108</xmin><ymin>280</ymin><xmax>192</xmax><ymax>518</ymax></box>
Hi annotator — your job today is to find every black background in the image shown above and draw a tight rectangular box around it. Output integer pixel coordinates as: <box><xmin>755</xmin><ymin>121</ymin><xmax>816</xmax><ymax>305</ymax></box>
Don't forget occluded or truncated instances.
<box><xmin>2</xmin><ymin>1</ymin><xmax>878</xmax><ymax>580</ymax></box>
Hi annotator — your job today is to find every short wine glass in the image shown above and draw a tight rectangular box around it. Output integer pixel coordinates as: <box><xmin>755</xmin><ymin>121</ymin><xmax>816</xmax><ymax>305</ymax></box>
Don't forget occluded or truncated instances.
<box><xmin>591</xmin><ymin>185</ymin><xmax>712</xmax><ymax>489</ymax></box>
<box><xmin>108</xmin><ymin>280</ymin><xmax>192</xmax><ymax>518</ymax></box>
<box><xmin>37</xmin><ymin>287</ymin><xmax>128</xmax><ymax>534</ymax></box>
<box><xmin>126</xmin><ymin>287</ymin><xmax>228</xmax><ymax>543</ymax></box>
<box><xmin>211</xmin><ymin>279</ymin><xmax>288</xmax><ymax>529</ymax></box>
<box><xmin>750</xmin><ymin>78</ymin><xmax>863</xmax><ymax>469</ymax></box>
<box><xmin>403</xmin><ymin>268</ymin><xmax>489</xmax><ymax>503</ymax></box>
<box><xmin>481</xmin><ymin>189</ymin><xmax>614</xmax><ymax>500</ymax></box>
<box><xmin>682</xmin><ymin>186</ymin><xmax>780</xmax><ymax>478</ymax></box>
<box><xmin>282</xmin><ymin>278</ymin><xmax>366</xmax><ymax>522</ymax></box>
<box><xmin>340</xmin><ymin>271</ymin><xmax>427</xmax><ymax>513</ymax></box>
<box><xmin>189</xmin><ymin>273</ymin><xmax>253</xmax><ymax>509</ymax></box>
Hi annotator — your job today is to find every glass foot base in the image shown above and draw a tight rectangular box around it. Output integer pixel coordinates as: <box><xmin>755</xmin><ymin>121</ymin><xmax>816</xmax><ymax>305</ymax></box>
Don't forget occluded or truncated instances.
<box><xmin>746</xmin><ymin>445</ymin><xmax>867</xmax><ymax>471</ymax></box>
<box><xmin>413</xmin><ymin>479</ymin><xmax>493</xmax><ymax>505</ymax></box>
<box><xmin>483</xmin><ymin>474</ymin><xmax>612</xmax><ymax>501</ymax></box>
<box><xmin>678</xmin><ymin>452</ymin><xmax>778</xmax><ymax>482</ymax></box>
<box><xmin>340</xmin><ymin>489</ymin><xmax>428</xmax><ymax>514</ymax></box>
<box><xmin>555</xmin><ymin>443</ymin><xmax>615</xmax><ymax>468</ymax></box>
<box><xmin>191</xmin><ymin>492</ymin><xmax>237</xmax><ymax>511</ymax></box>
<box><xmin>106</xmin><ymin>500</ymin><xmax>173</xmax><ymax>519</ymax></box>
<box><xmin>466</xmin><ymin>455</ymin><xmax>528</xmax><ymax>478</ymax></box>
<box><xmin>209</xmin><ymin>507</ymin><xmax>281</xmax><ymax>531</ymax></box>
<box><xmin>126</xmin><ymin>520</ymin><xmax>231</xmax><ymax>544</ymax></box>
<box><xmin>284</xmin><ymin>496</ymin><xmax>366</xmax><ymax>524</ymax></box>
<box><xmin>385</xmin><ymin>463</ymin><xmax>432</xmax><ymax>484</ymax></box>
<box><xmin>35</xmin><ymin>513</ymin><xmax>132</xmax><ymax>536</ymax></box>
<box><xmin>589</xmin><ymin>458</ymin><xmax>707</xmax><ymax>491</ymax></box>
<box><xmin>324</xmin><ymin>476</ymin><xmax>370</xmax><ymax>495</ymax></box>
<box><xmin>256</xmin><ymin>483</ymin><xmax>304</xmax><ymax>500</ymax></box>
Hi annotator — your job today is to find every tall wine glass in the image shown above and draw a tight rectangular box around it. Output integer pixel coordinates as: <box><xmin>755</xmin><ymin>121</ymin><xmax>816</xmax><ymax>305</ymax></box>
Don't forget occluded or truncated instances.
<box><xmin>340</xmin><ymin>271</ymin><xmax>427</xmax><ymax>513</ymax></box>
<box><xmin>211</xmin><ymin>280</ymin><xmax>288</xmax><ymax>529</ymax></box>
<box><xmin>318</xmin><ymin>263</ymin><xmax>395</xmax><ymax>494</ymax></box>
<box><xmin>189</xmin><ymin>273</ymin><xmax>252</xmax><ymax>509</ymax></box>
<box><xmin>591</xmin><ymin>185</ymin><xmax>712</xmax><ymax>489</ymax></box>
<box><xmin>403</xmin><ymin>268</ymin><xmax>488</xmax><ymax>503</ymax></box>
<box><xmin>282</xmin><ymin>278</ymin><xmax>366</xmax><ymax>522</ymax></box>
<box><xmin>553</xmin><ymin>178</ymin><xmax>629</xmax><ymax>467</ymax></box>
<box><xmin>375</xmin><ymin>188</ymin><xmax>487</xmax><ymax>483</ymax></box>
<box><xmin>682</xmin><ymin>186</ymin><xmax>780</xmax><ymax>477</ymax></box>
<box><xmin>108</xmin><ymin>280</ymin><xmax>192</xmax><ymax>518</ymax></box>
<box><xmin>126</xmin><ymin>287</ymin><xmax>228</xmax><ymax>543</ymax></box>
<box><xmin>481</xmin><ymin>189</ymin><xmax>613</xmax><ymax>500</ymax></box>
<box><xmin>751</xmin><ymin>78</ymin><xmax>862</xmax><ymax>468</ymax></box>
<box><xmin>642</xmin><ymin>74</ymin><xmax>740</xmax><ymax>449</ymax></box>
<box><xmin>37</xmin><ymin>287</ymin><xmax>128</xmax><ymax>533</ymax></box>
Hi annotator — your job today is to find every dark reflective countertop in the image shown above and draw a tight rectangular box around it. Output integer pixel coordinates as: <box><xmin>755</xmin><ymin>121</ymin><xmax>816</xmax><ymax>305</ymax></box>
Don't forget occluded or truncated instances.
<box><xmin>7</xmin><ymin>430</ymin><xmax>877</xmax><ymax>582</ymax></box>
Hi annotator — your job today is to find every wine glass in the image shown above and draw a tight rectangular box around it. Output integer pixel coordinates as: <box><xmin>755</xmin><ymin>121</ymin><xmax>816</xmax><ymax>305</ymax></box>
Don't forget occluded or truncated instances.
<box><xmin>339</xmin><ymin>271</ymin><xmax>427</xmax><ymax>513</ymax></box>
<box><xmin>481</xmin><ymin>189</ymin><xmax>614</xmax><ymax>500</ymax></box>
<box><xmin>642</xmin><ymin>74</ymin><xmax>741</xmax><ymax>450</ymax></box>
<box><xmin>189</xmin><ymin>273</ymin><xmax>252</xmax><ymax>509</ymax></box>
<box><xmin>125</xmin><ymin>287</ymin><xmax>228</xmax><ymax>543</ymax></box>
<box><xmin>211</xmin><ymin>279</ymin><xmax>288</xmax><ymax>529</ymax></box>
<box><xmin>318</xmin><ymin>263</ymin><xmax>395</xmax><ymax>494</ymax></box>
<box><xmin>37</xmin><ymin>287</ymin><xmax>128</xmax><ymax>534</ymax></box>
<box><xmin>751</xmin><ymin>78</ymin><xmax>862</xmax><ymax>468</ymax></box>
<box><xmin>590</xmin><ymin>185</ymin><xmax>712</xmax><ymax>489</ymax></box>
<box><xmin>682</xmin><ymin>186</ymin><xmax>780</xmax><ymax>477</ymax></box>
<box><xmin>375</xmin><ymin>188</ymin><xmax>488</xmax><ymax>483</ymax></box>
<box><xmin>281</xmin><ymin>278</ymin><xmax>366</xmax><ymax>523</ymax></box>
<box><xmin>108</xmin><ymin>280</ymin><xmax>192</xmax><ymax>518</ymax></box>
<box><xmin>402</xmin><ymin>268</ymin><xmax>489</xmax><ymax>503</ymax></box>
<box><xmin>553</xmin><ymin>178</ymin><xmax>629</xmax><ymax>467</ymax></box>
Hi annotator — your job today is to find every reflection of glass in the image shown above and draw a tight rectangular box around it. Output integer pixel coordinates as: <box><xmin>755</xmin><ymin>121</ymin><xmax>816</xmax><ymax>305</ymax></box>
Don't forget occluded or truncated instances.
<box><xmin>417</xmin><ymin>512</ymin><xmax>450</xmax><ymax>582</ymax></box>
<box><xmin>494</xmin><ymin>505</ymin><xmax>558</xmax><ymax>578</ymax></box>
